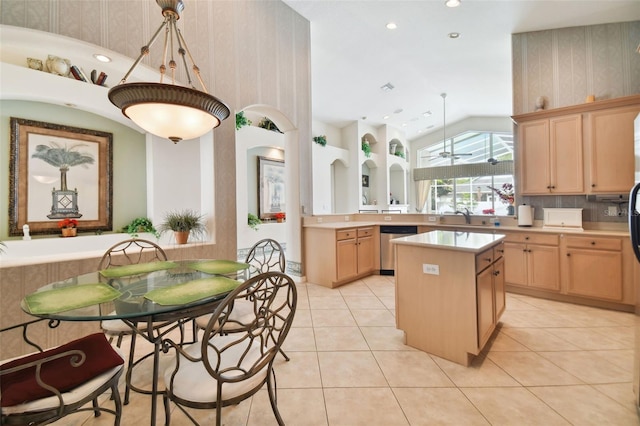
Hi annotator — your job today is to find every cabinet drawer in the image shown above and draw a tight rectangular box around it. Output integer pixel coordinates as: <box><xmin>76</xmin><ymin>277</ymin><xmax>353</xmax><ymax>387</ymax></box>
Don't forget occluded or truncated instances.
<box><xmin>476</xmin><ymin>248</ymin><xmax>494</xmax><ymax>273</ymax></box>
<box><xmin>504</xmin><ymin>233</ymin><xmax>558</xmax><ymax>245</ymax></box>
<box><xmin>336</xmin><ymin>229</ymin><xmax>357</xmax><ymax>241</ymax></box>
<box><xmin>493</xmin><ymin>243</ymin><xmax>505</xmax><ymax>260</ymax></box>
<box><xmin>565</xmin><ymin>236</ymin><xmax>622</xmax><ymax>251</ymax></box>
<box><xmin>357</xmin><ymin>227</ymin><xmax>374</xmax><ymax>238</ymax></box>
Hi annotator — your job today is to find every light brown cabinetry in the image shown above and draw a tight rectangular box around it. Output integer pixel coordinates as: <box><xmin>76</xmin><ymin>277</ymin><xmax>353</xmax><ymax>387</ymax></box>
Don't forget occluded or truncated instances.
<box><xmin>518</xmin><ymin>114</ymin><xmax>583</xmax><ymax>195</ymax></box>
<box><xmin>394</xmin><ymin>233</ymin><xmax>505</xmax><ymax>366</ymax></box>
<box><xmin>513</xmin><ymin>94</ymin><xmax>640</xmax><ymax>196</ymax></box>
<box><xmin>586</xmin><ymin>105</ymin><xmax>639</xmax><ymax>193</ymax></box>
<box><xmin>476</xmin><ymin>245</ymin><xmax>505</xmax><ymax>349</ymax></box>
<box><xmin>504</xmin><ymin>233</ymin><xmax>560</xmax><ymax>291</ymax></box>
<box><xmin>564</xmin><ymin>236</ymin><xmax>623</xmax><ymax>301</ymax></box>
<box><xmin>305</xmin><ymin>225</ymin><xmax>377</xmax><ymax>288</ymax></box>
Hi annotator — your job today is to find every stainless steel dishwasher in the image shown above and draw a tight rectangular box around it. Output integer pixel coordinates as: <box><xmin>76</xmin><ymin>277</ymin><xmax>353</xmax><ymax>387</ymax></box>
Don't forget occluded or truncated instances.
<box><xmin>380</xmin><ymin>225</ymin><xmax>418</xmax><ymax>275</ymax></box>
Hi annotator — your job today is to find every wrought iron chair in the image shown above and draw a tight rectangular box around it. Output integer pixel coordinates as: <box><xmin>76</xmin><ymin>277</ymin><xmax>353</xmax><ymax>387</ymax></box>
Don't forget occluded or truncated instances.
<box><xmin>1</xmin><ymin>319</ymin><xmax>124</xmax><ymax>425</ymax></box>
<box><xmin>162</xmin><ymin>271</ymin><xmax>297</xmax><ymax>426</ymax></box>
<box><xmin>98</xmin><ymin>238</ymin><xmax>174</xmax><ymax>404</ymax></box>
<box><xmin>194</xmin><ymin>239</ymin><xmax>290</xmax><ymax>359</ymax></box>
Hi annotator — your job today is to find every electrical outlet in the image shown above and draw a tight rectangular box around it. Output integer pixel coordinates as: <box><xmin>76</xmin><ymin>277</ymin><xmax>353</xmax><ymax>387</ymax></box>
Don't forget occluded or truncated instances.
<box><xmin>317</xmin><ymin>217</ymin><xmax>323</xmax><ymax>223</ymax></box>
<box><xmin>428</xmin><ymin>216</ymin><xmax>437</xmax><ymax>222</ymax></box>
<box><xmin>384</xmin><ymin>216</ymin><xmax>392</xmax><ymax>221</ymax></box>
<box><xmin>344</xmin><ymin>216</ymin><xmax>350</xmax><ymax>221</ymax></box>
<box><xmin>422</xmin><ymin>264</ymin><xmax>440</xmax><ymax>275</ymax></box>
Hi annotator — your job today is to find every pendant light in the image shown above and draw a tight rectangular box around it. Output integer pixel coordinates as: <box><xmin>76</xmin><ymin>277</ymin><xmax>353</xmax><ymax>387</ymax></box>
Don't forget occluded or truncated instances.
<box><xmin>108</xmin><ymin>0</ymin><xmax>230</xmax><ymax>143</ymax></box>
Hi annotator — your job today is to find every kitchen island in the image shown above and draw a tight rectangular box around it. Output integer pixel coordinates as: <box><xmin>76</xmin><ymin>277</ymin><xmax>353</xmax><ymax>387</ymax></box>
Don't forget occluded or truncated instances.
<box><xmin>392</xmin><ymin>230</ymin><xmax>506</xmax><ymax>366</ymax></box>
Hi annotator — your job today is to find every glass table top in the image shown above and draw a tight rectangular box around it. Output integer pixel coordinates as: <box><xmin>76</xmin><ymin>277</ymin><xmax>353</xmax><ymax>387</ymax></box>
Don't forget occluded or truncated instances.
<box><xmin>21</xmin><ymin>259</ymin><xmax>256</xmax><ymax>321</ymax></box>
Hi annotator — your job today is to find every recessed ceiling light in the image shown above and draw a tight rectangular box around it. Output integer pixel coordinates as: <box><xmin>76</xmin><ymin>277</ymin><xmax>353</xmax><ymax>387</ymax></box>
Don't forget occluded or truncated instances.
<box><xmin>394</xmin><ymin>108</ymin><xmax>403</xmax><ymax>114</ymax></box>
<box><xmin>427</xmin><ymin>125</ymin><xmax>435</xmax><ymax>129</ymax></box>
<box><xmin>93</xmin><ymin>53</ymin><xmax>111</xmax><ymax>63</ymax></box>
<box><xmin>386</xmin><ymin>22</ymin><xmax>397</xmax><ymax>30</ymax></box>
<box><xmin>402</xmin><ymin>123</ymin><xmax>407</xmax><ymax>127</ymax></box>
<box><xmin>445</xmin><ymin>0</ymin><xmax>461</xmax><ymax>7</ymax></box>
<box><xmin>422</xmin><ymin>111</ymin><xmax>432</xmax><ymax>117</ymax></box>
<box><xmin>380</xmin><ymin>82</ymin><xmax>395</xmax><ymax>92</ymax></box>
<box><xmin>448</xmin><ymin>32</ymin><xmax>460</xmax><ymax>39</ymax></box>
<box><xmin>383</xmin><ymin>115</ymin><xmax>390</xmax><ymax>120</ymax></box>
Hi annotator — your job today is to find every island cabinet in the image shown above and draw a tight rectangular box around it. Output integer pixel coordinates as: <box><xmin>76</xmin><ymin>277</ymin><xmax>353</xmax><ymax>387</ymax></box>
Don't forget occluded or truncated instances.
<box><xmin>304</xmin><ymin>225</ymin><xmax>378</xmax><ymax>288</ymax></box>
<box><xmin>503</xmin><ymin>233</ymin><xmax>560</xmax><ymax>291</ymax></box>
<box><xmin>393</xmin><ymin>231</ymin><xmax>506</xmax><ymax>366</ymax></box>
<box><xmin>517</xmin><ymin>114</ymin><xmax>583</xmax><ymax>195</ymax></box>
<box><xmin>563</xmin><ymin>236</ymin><xmax>624</xmax><ymax>301</ymax></box>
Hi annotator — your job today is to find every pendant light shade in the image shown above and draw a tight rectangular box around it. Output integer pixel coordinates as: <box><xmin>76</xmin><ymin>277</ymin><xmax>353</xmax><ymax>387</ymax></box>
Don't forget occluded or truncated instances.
<box><xmin>108</xmin><ymin>0</ymin><xmax>230</xmax><ymax>143</ymax></box>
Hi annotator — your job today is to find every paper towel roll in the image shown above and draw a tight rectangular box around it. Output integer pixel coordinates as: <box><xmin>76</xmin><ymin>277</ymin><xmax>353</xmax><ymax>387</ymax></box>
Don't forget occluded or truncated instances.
<box><xmin>518</xmin><ymin>204</ymin><xmax>533</xmax><ymax>227</ymax></box>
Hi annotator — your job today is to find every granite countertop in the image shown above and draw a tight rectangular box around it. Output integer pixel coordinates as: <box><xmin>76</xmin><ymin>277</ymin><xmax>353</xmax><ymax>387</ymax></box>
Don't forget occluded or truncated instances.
<box><xmin>391</xmin><ymin>230</ymin><xmax>506</xmax><ymax>253</ymax></box>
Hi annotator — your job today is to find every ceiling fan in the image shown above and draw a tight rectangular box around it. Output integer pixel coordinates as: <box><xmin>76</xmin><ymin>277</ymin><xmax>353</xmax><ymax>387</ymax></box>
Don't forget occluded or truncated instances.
<box><xmin>424</xmin><ymin>93</ymin><xmax>473</xmax><ymax>160</ymax></box>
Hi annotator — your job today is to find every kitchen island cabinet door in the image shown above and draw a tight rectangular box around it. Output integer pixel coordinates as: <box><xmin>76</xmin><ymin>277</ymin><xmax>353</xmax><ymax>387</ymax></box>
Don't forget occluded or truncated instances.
<box><xmin>494</xmin><ymin>256</ymin><xmax>506</xmax><ymax>319</ymax></box>
<box><xmin>476</xmin><ymin>266</ymin><xmax>496</xmax><ymax>349</ymax></box>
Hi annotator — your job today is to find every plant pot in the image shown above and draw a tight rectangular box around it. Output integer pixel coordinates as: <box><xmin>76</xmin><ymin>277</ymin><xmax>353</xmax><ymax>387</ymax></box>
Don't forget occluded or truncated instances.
<box><xmin>277</xmin><ymin>218</ymin><xmax>284</xmax><ymax>223</ymax></box>
<box><xmin>174</xmin><ymin>230</ymin><xmax>190</xmax><ymax>244</ymax></box>
<box><xmin>507</xmin><ymin>205</ymin><xmax>515</xmax><ymax>216</ymax></box>
<box><xmin>390</xmin><ymin>143</ymin><xmax>397</xmax><ymax>155</ymax></box>
<box><xmin>61</xmin><ymin>228</ymin><xmax>77</xmax><ymax>237</ymax></box>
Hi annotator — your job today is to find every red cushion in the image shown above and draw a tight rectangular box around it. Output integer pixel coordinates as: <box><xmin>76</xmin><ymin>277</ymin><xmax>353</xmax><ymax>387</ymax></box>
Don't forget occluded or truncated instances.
<box><xmin>1</xmin><ymin>333</ymin><xmax>123</xmax><ymax>407</ymax></box>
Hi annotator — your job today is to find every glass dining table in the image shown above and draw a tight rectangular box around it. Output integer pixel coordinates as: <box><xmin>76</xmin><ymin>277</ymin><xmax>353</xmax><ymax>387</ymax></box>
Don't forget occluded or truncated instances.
<box><xmin>20</xmin><ymin>259</ymin><xmax>257</xmax><ymax>426</ymax></box>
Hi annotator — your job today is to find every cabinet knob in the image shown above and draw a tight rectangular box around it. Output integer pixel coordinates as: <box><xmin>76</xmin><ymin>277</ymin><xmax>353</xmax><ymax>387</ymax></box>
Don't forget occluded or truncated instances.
<box><xmin>546</xmin><ymin>185</ymin><xmax>551</xmax><ymax>189</ymax></box>
<box><xmin>592</xmin><ymin>184</ymin><xmax>596</xmax><ymax>187</ymax></box>
<box><xmin>591</xmin><ymin>241</ymin><xmax>596</xmax><ymax>245</ymax></box>
<box><xmin>566</xmin><ymin>253</ymin><xmax>571</xmax><ymax>257</ymax></box>
<box><xmin>525</xmin><ymin>236</ymin><xmax>530</xmax><ymax>240</ymax></box>
<box><xmin>485</xmin><ymin>257</ymin><xmax>492</xmax><ymax>262</ymax></box>
<box><xmin>494</xmin><ymin>270</ymin><xmax>500</xmax><ymax>276</ymax></box>
<box><xmin>551</xmin><ymin>185</ymin><xmax>556</xmax><ymax>189</ymax></box>
<box><xmin>497</xmin><ymin>249</ymin><xmax>504</xmax><ymax>253</ymax></box>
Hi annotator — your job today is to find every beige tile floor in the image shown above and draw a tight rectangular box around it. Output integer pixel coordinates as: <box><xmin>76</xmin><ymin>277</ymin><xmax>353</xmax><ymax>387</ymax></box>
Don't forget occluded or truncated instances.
<box><xmin>64</xmin><ymin>275</ymin><xmax>639</xmax><ymax>425</ymax></box>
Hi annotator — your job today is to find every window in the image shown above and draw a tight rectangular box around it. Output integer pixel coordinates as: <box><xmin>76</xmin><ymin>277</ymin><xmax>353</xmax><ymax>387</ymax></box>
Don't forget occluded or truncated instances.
<box><xmin>415</xmin><ymin>131</ymin><xmax>514</xmax><ymax>215</ymax></box>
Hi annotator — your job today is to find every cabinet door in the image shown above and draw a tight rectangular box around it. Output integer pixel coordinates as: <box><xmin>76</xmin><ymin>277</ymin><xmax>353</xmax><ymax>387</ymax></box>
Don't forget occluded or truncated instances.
<box><xmin>336</xmin><ymin>239</ymin><xmax>358</xmax><ymax>281</ymax></box>
<box><xmin>519</xmin><ymin>119</ymin><xmax>551</xmax><ymax>194</ymax></box>
<box><xmin>504</xmin><ymin>242</ymin><xmax>528</xmax><ymax>286</ymax></box>
<box><xmin>357</xmin><ymin>235</ymin><xmax>374</xmax><ymax>274</ymax></box>
<box><xmin>565</xmin><ymin>249</ymin><xmax>623</xmax><ymax>300</ymax></box>
<box><xmin>528</xmin><ymin>244</ymin><xmax>560</xmax><ymax>291</ymax></box>
<box><xmin>550</xmin><ymin>114</ymin><xmax>583</xmax><ymax>193</ymax></box>
<box><xmin>493</xmin><ymin>257</ymin><xmax>506</xmax><ymax>320</ymax></box>
<box><xmin>476</xmin><ymin>266</ymin><xmax>495</xmax><ymax>349</ymax></box>
<box><xmin>588</xmin><ymin>106</ymin><xmax>638</xmax><ymax>193</ymax></box>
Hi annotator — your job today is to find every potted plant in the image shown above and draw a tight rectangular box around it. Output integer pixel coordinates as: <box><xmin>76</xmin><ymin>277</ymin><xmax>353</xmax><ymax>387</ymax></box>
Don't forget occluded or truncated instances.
<box><xmin>159</xmin><ymin>209</ymin><xmax>206</xmax><ymax>244</ymax></box>
<box><xmin>123</xmin><ymin>217</ymin><xmax>160</xmax><ymax>238</ymax></box>
<box><xmin>58</xmin><ymin>218</ymin><xmax>78</xmax><ymax>237</ymax></box>
<box><xmin>248</xmin><ymin>213</ymin><xmax>262</xmax><ymax>231</ymax></box>
<box><xmin>394</xmin><ymin>150</ymin><xmax>405</xmax><ymax>159</ymax></box>
<box><xmin>258</xmin><ymin>117</ymin><xmax>282</xmax><ymax>133</ymax></box>
<box><xmin>313</xmin><ymin>135</ymin><xmax>327</xmax><ymax>146</ymax></box>
<box><xmin>274</xmin><ymin>212</ymin><xmax>286</xmax><ymax>223</ymax></box>
<box><xmin>235</xmin><ymin>111</ymin><xmax>252</xmax><ymax>130</ymax></box>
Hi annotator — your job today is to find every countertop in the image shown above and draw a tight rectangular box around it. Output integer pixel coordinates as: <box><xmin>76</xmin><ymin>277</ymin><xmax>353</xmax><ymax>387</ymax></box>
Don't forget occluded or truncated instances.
<box><xmin>302</xmin><ymin>220</ymin><xmax>629</xmax><ymax>237</ymax></box>
<box><xmin>391</xmin><ymin>230</ymin><xmax>506</xmax><ymax>253</ymax></box>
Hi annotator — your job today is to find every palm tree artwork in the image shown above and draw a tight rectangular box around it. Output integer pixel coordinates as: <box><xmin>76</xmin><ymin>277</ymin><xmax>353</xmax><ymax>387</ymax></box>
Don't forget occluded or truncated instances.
<box><xmin>31</xmin><ymin>142</ymin><xmax>95</xmax><ymax>219</ymax></box>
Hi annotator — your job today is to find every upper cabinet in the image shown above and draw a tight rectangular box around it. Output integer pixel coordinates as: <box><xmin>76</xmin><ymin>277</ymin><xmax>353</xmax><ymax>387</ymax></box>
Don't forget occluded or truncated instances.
<box><xmin>586</xmin><ymin>105</ymin><xmax>639</xmax><ymax>193</ymax></box>
<box><xmin>518</xmin><ymin>115</ymin><xmax>583</xmax><ymax>195</ymax></box>
<box><xmin>513</xmin><ymin>95</ymin><xmax>640</xmax><ymax>196</ymax></box>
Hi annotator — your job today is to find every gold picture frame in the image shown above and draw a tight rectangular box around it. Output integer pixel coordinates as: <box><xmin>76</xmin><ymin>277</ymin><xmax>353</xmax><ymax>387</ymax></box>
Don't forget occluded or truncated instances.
<box><xmin>9</xmin><ymin>118</ymin><xmax>113</xmax><ymax>236</ymax></box>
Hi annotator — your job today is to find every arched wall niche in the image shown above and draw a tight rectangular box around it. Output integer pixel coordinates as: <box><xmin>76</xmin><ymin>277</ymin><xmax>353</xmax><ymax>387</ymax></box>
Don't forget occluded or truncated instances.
<box><xmin>332</xmin><ymin>158</ymin><xmax>349</xmax><ymax>214</ymax></box>
<box><xmin>235</xmin><ymin>104</ymin><xmax>301</xmax><ymax>276</ymax></box>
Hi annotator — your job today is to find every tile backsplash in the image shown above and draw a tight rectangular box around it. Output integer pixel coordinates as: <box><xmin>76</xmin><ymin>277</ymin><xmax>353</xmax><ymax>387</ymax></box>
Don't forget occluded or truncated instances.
<box><xmin>521</xmin><ymin>195</ymin><xmax>628</xmax><ymax>223</ymax></box>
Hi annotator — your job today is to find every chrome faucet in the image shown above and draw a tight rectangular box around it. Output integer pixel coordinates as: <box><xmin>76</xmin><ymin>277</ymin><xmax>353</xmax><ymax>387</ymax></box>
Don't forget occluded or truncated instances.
<box><xmin>455</xmin><ymin>208</ymin><xmax>472</xmax><ymax>224</ymax></box>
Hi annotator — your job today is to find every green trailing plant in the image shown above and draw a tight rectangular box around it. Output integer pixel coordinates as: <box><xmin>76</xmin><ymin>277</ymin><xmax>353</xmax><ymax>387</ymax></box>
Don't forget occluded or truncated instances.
<box><xmin>394</xmin><ymin>150</ymin><xmax>405</xmax><ymax>159</ymax></box>
<box><xmin>158</xmin><ymin>209</ymin><xmax>206</xmax><ymax>239</ymax></box>
<box><xmin>361</xmin><ymin>140</ymin><xmax>371</xmax><ymax>158</ymax></box>
<box><xmin>124</xmin><ymin>217</ymin><xmax>160</xmax><ymax>238</ymax></box>
<box><xmin>0</xmin><ymin>241</ymin><xmax>6</xmax><ymax>254</ymax></box>
<box><xmin>247</xmin><ymin>213</ymin><xmax>262</xmax><ymax>231</ymax></box>
<box><xmin>313</xmin><ymin>135</ymin><xmax>327</xmax><ymax>146</ymax></box>
<box><xmin>235</xmin><ymin>111</ymin><xmax>252</xmax><ymax>130</ymax></box>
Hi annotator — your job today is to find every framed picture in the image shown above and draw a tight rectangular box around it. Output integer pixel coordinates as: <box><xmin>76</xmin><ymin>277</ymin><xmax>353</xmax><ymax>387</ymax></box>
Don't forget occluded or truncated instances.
<box><xmin>258</xmin><ymin>156</ymin><xmax>285</xmax><ymax>220</ymax></box>
<box><xmin>362</xmin><ymin>175</ymin><xmax>369</xmax><ymax>187</ymax></box>
<box><xmin>9</xmin><ymin>118</ymin><xmax>113</xmax><ymax>236</ymax></box>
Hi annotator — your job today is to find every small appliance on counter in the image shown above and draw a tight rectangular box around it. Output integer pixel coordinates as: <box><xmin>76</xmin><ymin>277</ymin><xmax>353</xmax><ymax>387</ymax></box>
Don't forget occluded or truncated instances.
<box><xmin>517</xmin><ymin>204</ymin><xmax>534</xmax><ymax>227</ymax></box>
<box><xmin>542</xmin><ymin>208</ymin><xmax>583</xmax><ymax>231</ymax></box>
